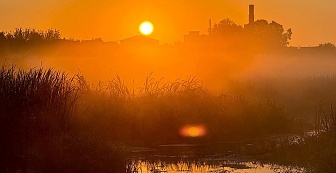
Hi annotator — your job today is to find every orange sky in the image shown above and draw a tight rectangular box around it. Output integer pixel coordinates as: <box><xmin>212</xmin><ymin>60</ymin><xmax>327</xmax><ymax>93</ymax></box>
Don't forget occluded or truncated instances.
<box><xmin>0</xmin><ymin>0</ymin><xmax>335</xmax><ymax>46</ymax></box>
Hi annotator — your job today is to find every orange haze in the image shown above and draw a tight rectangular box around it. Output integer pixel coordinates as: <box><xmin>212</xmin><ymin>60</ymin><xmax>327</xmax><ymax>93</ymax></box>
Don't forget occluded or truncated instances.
<box><xmin>0</xmin><ymin>0</ymin><xmax>335</xmax><ymax>46</ymax></box>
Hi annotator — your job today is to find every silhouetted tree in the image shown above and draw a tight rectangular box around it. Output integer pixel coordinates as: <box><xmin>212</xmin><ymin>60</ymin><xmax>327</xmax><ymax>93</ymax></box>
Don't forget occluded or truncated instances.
<box><xmin>212</xmin><ymin>18</ymin><xmax>243</xmax><ymax>37</ymax></box>
<box><xmin>210</xmin><ymin>18</ymin><xmax>292</xmax><ymax>49</ymax></box>
<box><xmin>254</xmin><ymin>19</ymin><xmax>269</xmax><ymax>33</ymax></box>
<box><xmin>26</xmin><ymin>29</ymin><xmax>44</xmax><ymax>43</ymax></box>
<box><xmin>0</xmin><ymin>28</ymin><xmax>63</xmax><ymax>53</ymax></box>
<box><xmin>44</xmin><ymin>29</ymin><xmax>61</xmax><ymax>41</ymax></box>
<box><xmin>318</xmin><ymin>42</ymin><xmax>336</xmax><ymax>51</ymax></box>
<box><xmin>1</xmin><ymin>28</ymin><xmax>61</xmax><ymax>44</ymax></box>
<box><xmin>252</xmin><ymin>20</ymin><xmax>292</xmax><ymax>48</ymax></box>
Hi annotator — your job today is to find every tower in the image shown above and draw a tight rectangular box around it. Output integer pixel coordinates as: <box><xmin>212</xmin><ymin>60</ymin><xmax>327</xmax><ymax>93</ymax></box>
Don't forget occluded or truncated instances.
<box><xmin>249</xmin><ymin>4</ymin><xmax>254</xmax><ymax>24</ymax></box>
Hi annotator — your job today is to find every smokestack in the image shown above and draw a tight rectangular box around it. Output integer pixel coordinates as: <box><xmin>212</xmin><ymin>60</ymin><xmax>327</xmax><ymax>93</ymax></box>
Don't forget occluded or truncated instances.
<box><xmin>249</xmin><ymin>4</ymin><xmax>254</xmax><ymax>24</ymax></box>
<box><xmin>209</xmin><ymin>19</ymin><xmax>212</xmax><ymax>35</ymax></box>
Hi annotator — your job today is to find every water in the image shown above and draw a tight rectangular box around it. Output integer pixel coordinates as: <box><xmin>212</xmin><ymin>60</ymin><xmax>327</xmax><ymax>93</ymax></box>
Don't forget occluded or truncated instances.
<box><xmin>127</xmin><ymin>157</ymin><xmax>305</xmax><ymax>173</ymax></box>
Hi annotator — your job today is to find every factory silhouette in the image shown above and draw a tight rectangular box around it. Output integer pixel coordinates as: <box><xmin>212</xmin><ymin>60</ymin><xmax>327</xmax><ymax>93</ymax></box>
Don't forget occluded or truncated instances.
<box><xmin>119</xmin><ymin>4</ymin><xmax>289</xmax><ymax>49</ymax></box>
<box><xmin>0</xmin><ymin>4</ymin><xmax>335</xmax><ymax>57</ymax></box>
<box><xmin>116</xmin><ymin>4</ymin><xmax>334</xmax><ymax>54</ymax></box>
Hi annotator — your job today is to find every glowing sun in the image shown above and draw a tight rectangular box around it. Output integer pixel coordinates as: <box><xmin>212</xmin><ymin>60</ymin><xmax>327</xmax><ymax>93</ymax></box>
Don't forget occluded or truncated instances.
<box><xmin>139</xmin><ymin>21</ymin><xmax>154</xmax><ymax>35</ymax></box>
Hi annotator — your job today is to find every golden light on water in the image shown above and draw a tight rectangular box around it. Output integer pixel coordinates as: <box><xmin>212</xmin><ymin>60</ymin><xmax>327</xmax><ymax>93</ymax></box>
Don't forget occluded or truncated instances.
<box><xmin>180</xmin><ymin>125</ymin><xmax>206</xmax><ymax>137</ymax></box>
<box><xmin>139</xmin><ymin>21</ymin><xmax>154</xmax><ymax>35</ymax></box>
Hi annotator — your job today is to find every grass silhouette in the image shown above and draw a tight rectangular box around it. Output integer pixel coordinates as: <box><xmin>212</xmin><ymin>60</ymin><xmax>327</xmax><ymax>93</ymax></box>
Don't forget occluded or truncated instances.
<box><xmin>1</xmin><ymin>65</ymin><xmax>335</xmax><ymax>172</ymax></box>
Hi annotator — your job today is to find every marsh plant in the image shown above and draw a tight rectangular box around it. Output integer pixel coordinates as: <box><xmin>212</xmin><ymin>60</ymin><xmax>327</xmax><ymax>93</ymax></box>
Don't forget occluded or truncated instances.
<box><xmin>0</xmin><ymin>66</ymin><xmax>294</xmax><ymax>172</ymax></box>
<box><xmin>0</xmin><ymin>65</ymin><xmax>79</xmax><ymax>172</ymax></box>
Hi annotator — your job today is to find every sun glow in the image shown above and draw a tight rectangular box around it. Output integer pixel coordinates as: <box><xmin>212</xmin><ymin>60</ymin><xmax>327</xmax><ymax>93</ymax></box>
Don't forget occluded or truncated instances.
<box><xmin>139</xmin><ymin>21</ymin><xmax>154</xmax><ymax>35</ymax></box>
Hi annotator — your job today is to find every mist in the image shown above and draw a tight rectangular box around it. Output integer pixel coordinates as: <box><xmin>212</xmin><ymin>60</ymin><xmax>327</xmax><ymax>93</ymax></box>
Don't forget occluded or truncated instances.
<box><xmin>3</xmin><ymin>40</ymin><xmax>336</xmax><ymax>91</ymax></box>
<box><xmin>1</xmin><ymin>26</ymin><xmax>336</xmax><ymax>172</ymax></box>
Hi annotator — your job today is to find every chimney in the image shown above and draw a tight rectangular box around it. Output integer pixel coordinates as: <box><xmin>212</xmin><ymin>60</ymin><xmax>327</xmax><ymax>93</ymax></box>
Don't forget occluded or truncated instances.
<box><xmin>249</xmin><ymin>4</ymin><xmax>254</xmax><ymax>24</ymax></box>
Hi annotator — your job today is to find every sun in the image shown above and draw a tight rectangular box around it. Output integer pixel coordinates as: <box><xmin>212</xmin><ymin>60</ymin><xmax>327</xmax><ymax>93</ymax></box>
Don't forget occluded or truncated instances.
<box><xmin>139</xmin><ymin>21</ymin><xmax>154</xmax><ymax>35</ymax></box>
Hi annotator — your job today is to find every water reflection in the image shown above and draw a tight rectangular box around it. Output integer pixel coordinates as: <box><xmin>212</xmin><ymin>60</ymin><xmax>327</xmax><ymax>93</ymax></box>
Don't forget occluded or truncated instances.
<box><xmin>127</xmin><ymin>157</ymin><xmax>305</xmax><ymax>173</ymax></box>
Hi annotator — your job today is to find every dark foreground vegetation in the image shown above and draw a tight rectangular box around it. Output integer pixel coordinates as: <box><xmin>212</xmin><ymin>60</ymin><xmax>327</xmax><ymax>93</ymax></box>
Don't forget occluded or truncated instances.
<box><xmin>262</xmin><ymin>106</ymin><xmax>336</xmax><ymax>173</ymax></box>
<box><xmin>0</xmin><ymin>66</ymin><xmax>125</xmax><ymax>172</ymax></box>
<box><xmin>1</xmin><ymin>66</ymin><xmax>336</xmax><ymax>172</ymax></box>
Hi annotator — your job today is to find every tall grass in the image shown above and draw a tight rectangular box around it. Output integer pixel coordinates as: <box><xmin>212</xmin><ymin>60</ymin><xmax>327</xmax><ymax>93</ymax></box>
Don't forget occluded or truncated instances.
<box><xmin>76</xmin><ymin>73</ymin><xmax>290</xmax><ymax>146</ymax></box>
<box><xmin>0</xmin><ymin>66</ymin><xmax>294</xmax><ymax>172</ymax></box>
<box><xmin>306</xmin><ymin>105</ymin><xmax>336</xmax><ymax>172</ymax></box>
<box><xmin>228</xmin><ymin>76</ymin><xmax>336</xmax><ymax>120</ymax></box>
<box><xmin>0</xmin><ymin>65</ymin><xmax>79</xmax><ymax>172</ymax></box>
<box><xmin>266</xmin><ymin>105</ymin><xmax>336</xmax><ymax>172</ymax></box>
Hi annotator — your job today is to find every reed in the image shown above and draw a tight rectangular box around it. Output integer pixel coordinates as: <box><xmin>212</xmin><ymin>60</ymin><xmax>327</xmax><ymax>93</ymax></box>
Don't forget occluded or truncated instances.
<box><xmin>0</xmin><ymin>65</ymin><xmax>79</xmax><ymax>172</ymax></box>
<box><xmin>0</xmin><ymin>66</ymin><xmax>293</xmax><ymax>172</ymax></box>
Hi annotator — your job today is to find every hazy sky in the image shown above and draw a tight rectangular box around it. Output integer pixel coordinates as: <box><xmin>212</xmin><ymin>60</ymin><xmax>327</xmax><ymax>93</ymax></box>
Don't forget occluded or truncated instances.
<box><xmin>0</xmin><ymin>0</ymin><xmax>335</xmax><ymax>46</ymax></box>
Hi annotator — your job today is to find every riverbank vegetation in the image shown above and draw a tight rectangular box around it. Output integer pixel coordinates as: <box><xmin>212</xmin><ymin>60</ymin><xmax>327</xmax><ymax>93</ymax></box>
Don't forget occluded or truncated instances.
<box><xmin>1</xmin><ymin>66</ymin><xmax>336</xmax><ymax>172</ymax></box>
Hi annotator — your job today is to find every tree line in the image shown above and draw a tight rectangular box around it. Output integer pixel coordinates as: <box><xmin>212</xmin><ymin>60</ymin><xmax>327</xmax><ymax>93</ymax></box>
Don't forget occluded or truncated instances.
<box><xmin>0</xmin><ymin>28</ymin><xmax>61</xmax><ymax>44</ymax></box>
<box><xmin>0</xmin><ymin>21</ymin><xmax>334</xmax><ymax>52</ymax></box>
<box><xmin>210</xmin><ymin>18</ymin><xmax>292</xmax><ymax>49</ymax></box>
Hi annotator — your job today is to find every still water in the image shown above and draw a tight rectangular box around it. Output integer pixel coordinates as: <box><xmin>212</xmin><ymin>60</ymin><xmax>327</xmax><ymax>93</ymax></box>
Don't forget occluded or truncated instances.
<box><xmin>127</xmin><ymin>157</ymin><xmax>305</xmax><ymax>173</ymax></box>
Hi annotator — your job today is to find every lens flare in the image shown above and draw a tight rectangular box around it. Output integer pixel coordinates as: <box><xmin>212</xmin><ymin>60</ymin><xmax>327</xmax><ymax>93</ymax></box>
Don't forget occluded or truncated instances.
<box><xmin>179</xmin><ymin>125</ymin><xmax>207</xmax><ymax>137</ymax></box>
